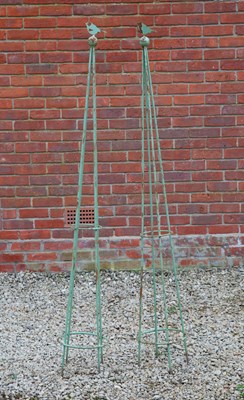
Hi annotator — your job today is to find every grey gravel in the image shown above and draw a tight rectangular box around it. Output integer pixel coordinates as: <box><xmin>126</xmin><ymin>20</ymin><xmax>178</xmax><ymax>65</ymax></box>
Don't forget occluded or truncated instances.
<box><xmin>0</xmin><ymin>268</ymin><xmax>243</xmax><ymax>400</ymax></box>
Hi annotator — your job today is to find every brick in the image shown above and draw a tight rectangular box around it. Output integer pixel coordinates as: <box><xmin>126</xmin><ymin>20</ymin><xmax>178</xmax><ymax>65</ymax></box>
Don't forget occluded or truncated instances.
<box><xmin>14</xmin><ymin>120</ymin><xmax>45</xmax><ymax>131</ymax></box>
<box><xmin>0</xmin><ymin>18</ymin><xmax>22</xmax><ymax>28</ymax></box>
<box><xmin>74</xmin><ymin>4</ymin><xmax>105</xmax><ymax>15</ymax></box>
<box><xmin>46</xmin><ymin>98</ymin><xmax>76</xmax><ymax>109</ymax></box>
<box><xmin>158</xmin><ymin>84</ymin><xmax>188</xmax><ymax>95</ymax></box>
<box><xmin>205</xmin><ymin>2</ymin><xmax>236</xmax><ymax>13</ymax></box>
<box><xmin>237</xmin><ymin>116</ymin><xmax>244</xmax><ymax>125</ymax></box>
<box><xmin>158</xmin><ymin>107</ymin><xmax>188</xmax><ymax>118</ymax></box>
<box><xmin>57</xmin><ymin>17</ymin><xmax>91</xmax><ymax>28</ymax></box>
<box><xmin>1</xmin><ymin>198</ymin><xmax>31</xmax><ymax>208</ymax></box>
<box><xmin>221</xmin><ymin>13</ymin><xmax>244</xmax><ymax>24</ymax></box>
<box><xmin>203</xmin><ymin>26</ymin><xmax>234</xmax><ymax>36</ymax></box>
<box><xmin>40</xmin><ymin>5</ymin><xmax>72</xmax><ymax>16</ymax></box>
<box><xmin>0</xmin><ymin>42</ymin><xmax>24</xmax><ymax>52</ymax></box>
<box><xmin>236</xmin><ymin>26</ymin><xmax>244</xmax><ymax>35</ymax></box>
<box><xmin>25</xmin><ymin>41</ymin><xmax>56</xmax><ymax>51</ymax></box>
<box><xmin>177</xmin><ymin>226</ymin><xmax>207</xmax><ymax>235</ymax></box>
<box><xmin>30</xmin><ymin>110</ymin><xmax>60</xmax><ymax>120</ymax></box>
<box><xmin>225</xmin><ymin>171</ymin><xmax>244</xmax><ymax>181</ymax></box>
<box><xmin>27</xmin><ymin>252</ymin><xmax>57</xmax><ymax>261</ymax></box>
<box><xmin>0</xmin><ymin>143</ymin><xmax>14</xmax><ymax>154</ymax></box>
<box><xmin>155</xmin><ymin>62</ymin><xmax>186</xmax><ymax>72</ymax></box>
<box><xmin>29</xmin><ymin>88</ymin><xmax>61</xmax><ymax>97</ymax></box>
<box><xmin>44</xmin><ymin>76</ymin><xmax>76</xmax><ymax>86</ymax></box>
<box><xmin>3</xmin><ymin>209</ymin><xmax>17</xmax><ymax>219</ymax></box>
<box><xmin>207</xmin><ymin>138</ymin><xmax>237</xmax><ymax>148</ymax></box>
<box><xmin>0</xmin><ymin>54</ymin><xmax>6</xmax><ymax>63</ymax></box>
<box><xmin>107</xmin><ymin>4</ymin><xmax>137</xmax><ymax>14</ymax></box>
<box><xmin>40</xmin><ymin>52</ymin><xmax>72</xmax><ymax>62</ymax></box>
<box><xmin>173</xmin><ymin>3</ymin><xmax>203</xmax><ymax>13</ymax></box>
<box><xmin>0</xmin><ymin>253</ymin><xmax>24</xmax><ymax>263</ymax></box>
<box><xmin>207</xmin><ymin>160</ymin><xmax>237</xmax><ymax>170</ymax></box>
<box><xmin>239</xmin><ymin>1</ymin><xmax>244</xmax><ymax>11</ymax></box>
<box><xmin>44</xmin><ymin>241</ymin><xmax>72</xmax><ymax>251</ymax></box>
<box><xmin>238</xmin><ymin>94</ymin><xmax>244</xmax><ymax>104</ymax></box>
<box><xmin>171</xmin><ymin>26</ymin><xmax>202</xmax><ymax>37</ymax></box>
<box><xmin>237</xmin><ymin>49</ymin><xmax>244</xmax><ymax>59</ymax></box>
<box><xmin>35</xmin><ymin>219</ymin><xmax>64</xmax><ymax>229</ymax></box>
<box><xmin>174</xmin><ymin>95</ymin><xmax>204</xmax><ymax>106</ymax></box>
<box><xmin>7</xmin><ymin>30</ymin><xmax>39</xmax><ymax>40</ymax></box>
<box><xmin>192</xmin><ymin>171</ymin><xmax>223</xmax><ymax>181</ymax></box>
<box><xmin>208</xmin><ymin>182</ymin><xmax>237</xmax><ymax>192</ymax></box>
<box><xmin>173</xmin><ymin>135</ymin><xmax>200</xmax><ymax>151</ymax></box>
<box><xmin>209</xmin><ymin>226</ymin><xmax>239</xmax><ymax>234</ymax></box>
<box><xmin>0</xmin><ymin>98</ymin><xmax>12</xmax><ymax>108</ymax></box>
<box><xmin>0</xmin><ymin>231</ymin><xmax>19</xmax><ymax>240</ymax></box>
<box><xmin>206</xmin><ymin>72</ymin><xmax>235</xmax><ymax>82</ymax></box>
<box><xmin>172</xmin><ymin>49</ymin><xmax>202</xmax><ymax>60</ymax></box>
<box><xmin>11</xmin><ymin>76</ymin><xmax>42</xmax><ymax>86</ymax></box>
<box><xmin>206</xmin><ymin>94</ymin><xmax>236</xmax><ymax>104</ymax></box>
<box><xmin>190</xmin><ymin>106</ymin><xmax>220</xmax><ymax>116</ymax></box>
<box><xmin>97</xmin><ymin>108</ymin><xmax>125</xmax><ymax>119</ymax></box>
<box><xmin>8</xmin><ymin>5</ymin><xmax>39</xmax><ymax>16</ymax></box>
<box><xmin>0</xmin><ymin>110</ymin><xmax>28</xmax><ymax>120</ymax></box>
<box><xmin>4</xmin><ymin>220</ymin><xmax>34</xmax><ymax>230</ymax></box>
<box><xmin>221</xmin><ymin>60</ymin><xmax>244</xmax><ymax>70</ymax></box>
<box><xmin>205</xmin><ymin>49</ymin><xmax>235</xmax><ymax>60</ymax></box>
<box><xmin>192</xmin><ymin>215</ymin><xmax>222</xmax><ymax>225</ymax></box>
<box><xmin>189</xmin><ymin>83</ymin><xmax>219</xmax><ymax>93</ymax></box>
<box><xmin>16</xmin><ymin>186</ymin><xmax>47</xmax><ymax>197</ymax></box>
<box><xmin>24</xmin><ymin>18</ymin><xmax>56</xmax><ymax>28</ymax></box>
<box><xmin>140</xmin><ymin>3</ymin><xmax>170</xmax><ymax>14</ymax></box>
<box><xmin>192</xmin><ymin>149</ymin><xmax>222</xmax><ymax>159</ymax></box>
<box><xmin>30</xmin><ymin>175</ymin><xmax>61</xmax><ymax>185</ymax></box>
<box><xmin>0</xmin><ymin>7</ymin><xmax>6</xmax><ymax>15</ymax></box>
<box><xmin>220</xmin><ymin>37</ymin><xmax>244</xmax><ymax>47</ymax></box>
<box><xmin>173</xmin><ymin>117</ymin><xmax>202</xmax><ymax>127</ymax></box>
<box><xmin>225</xmin><ymin>149</ymin><xmax>244</xmax><ymax>159</ymax></box>
<box><xmin>224</xmin><ymin>215</ymin><xmax>244</xmax><ymax>224</ymax></box>
<box><xmin>11</xmin><ymin>242</ymin><xmax>41</xmax><ymax>251</ymax></box>
<box><xmin>222</xmin><ymin>105</ymin><xmax>244</xmax><ymax>115</ymax></box>
<box><xmin>176</xmin><ymin>182</ymin><xmax>205</xmax><ymax>193</ymax></box>
<box><xmin>205</xmin><ymin>117</ymin><xmax>235</xmax><ymax>127</ymax></box>
<box><xmin>46</xmin><ymin>120</ymin><xmax>76</xmax><ymax>130</ymax></box>
<box><xmin>156</xmin><ymin>15</ymin><xmax>187</xmax><ymax>25</ymax></box>
<box><xmin>8</xmin><ymin>53</ymin><xmax>39</xmax><ymax>63</ymax></box>
<box><xmin>173</xmin><ymin>72</ymin><xmax>204</xmax><ymax>83</ymax></box>
<box><xmin>1</xmin><ymin>88</ymin><xmax>28</xmax><ymax>98</ymax></box>
<box><xmin>13</xmin><ymin>165</ymin><xmax>46</xmax><ymax>175</ymax></box>
<box><xmin>0</xmin><ymin>121</ymin><xmax>12</xmax><ymax>130</ymax></box>
<box><xmin>0</xmin><ymin>30</ymin><xmax>6</xmax><ymax>40</ymax></box>
<box><xmin>186</xmin><ymin>38</ymin><xmax>218</xmax><ymax>48</ymax></box>
<box><xmin>175</xmin><ymin>160</ymin><xmax>205</xmax><ymax>171</ymax></box>
<box><xmin>106</xmin><ymin>51</ymin><xmax>137</xmax><ymax>63</ymax></box>
<box><xmin>178</xmin><ymin>204</ymin><xmax>208</xmax><ymax>214</ymax></box>
<box><xmin>14</xmin><ymin>99</ymin><xmax>45</xmax><ymax>108</ymax></box>
<box><xmin>153</xmin><ymin>38</ymin><xmax>185</xmax><ymax>50</ymax></box>
<box><xmin>188</xmin><ymin>61</ymin><xmax>219</xmax><ymax>71</ymax></box>
<box><xmin>188</xmin><ymin>14</ymin><xmax>218</xmax><ymax>25</ymax></box>
<box><xmin>106</xmin><ymin>27</ymin><xmax>137</xmax><ymax>38</ymax></box>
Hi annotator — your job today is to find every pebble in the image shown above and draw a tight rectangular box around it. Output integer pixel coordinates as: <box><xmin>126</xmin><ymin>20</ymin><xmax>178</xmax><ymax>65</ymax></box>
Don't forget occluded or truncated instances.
<box><xmin>0</xmin><ymin>268</ymin><xmax>243</xmax><ymax>400</ymax></box>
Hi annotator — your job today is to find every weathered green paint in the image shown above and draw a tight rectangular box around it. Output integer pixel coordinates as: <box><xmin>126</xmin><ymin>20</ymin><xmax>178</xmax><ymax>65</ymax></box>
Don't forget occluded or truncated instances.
<box><xmin>61</xmin><ymin>27</ymin><xmax>103</xmax><ymax>374</ymax></box>
<box><xmin>138</xmin><ymin>31</ymin><xmax>188</xmax><ymax>370</ymax></box>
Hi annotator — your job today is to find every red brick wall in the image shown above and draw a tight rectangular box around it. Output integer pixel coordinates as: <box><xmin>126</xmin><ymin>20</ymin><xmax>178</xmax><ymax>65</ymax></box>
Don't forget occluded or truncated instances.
<box><xmin>0</xmin><ymin>1</ymin><xmax>244</xmax><ymax>272</ymax></box>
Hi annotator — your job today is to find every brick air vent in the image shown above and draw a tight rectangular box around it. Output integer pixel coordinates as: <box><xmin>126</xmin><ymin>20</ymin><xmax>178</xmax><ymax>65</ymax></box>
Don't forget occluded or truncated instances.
<box><xmin>65</xmin><ymin>207</ymin><xmax>95</xmax><ymax>226</ymax></box>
